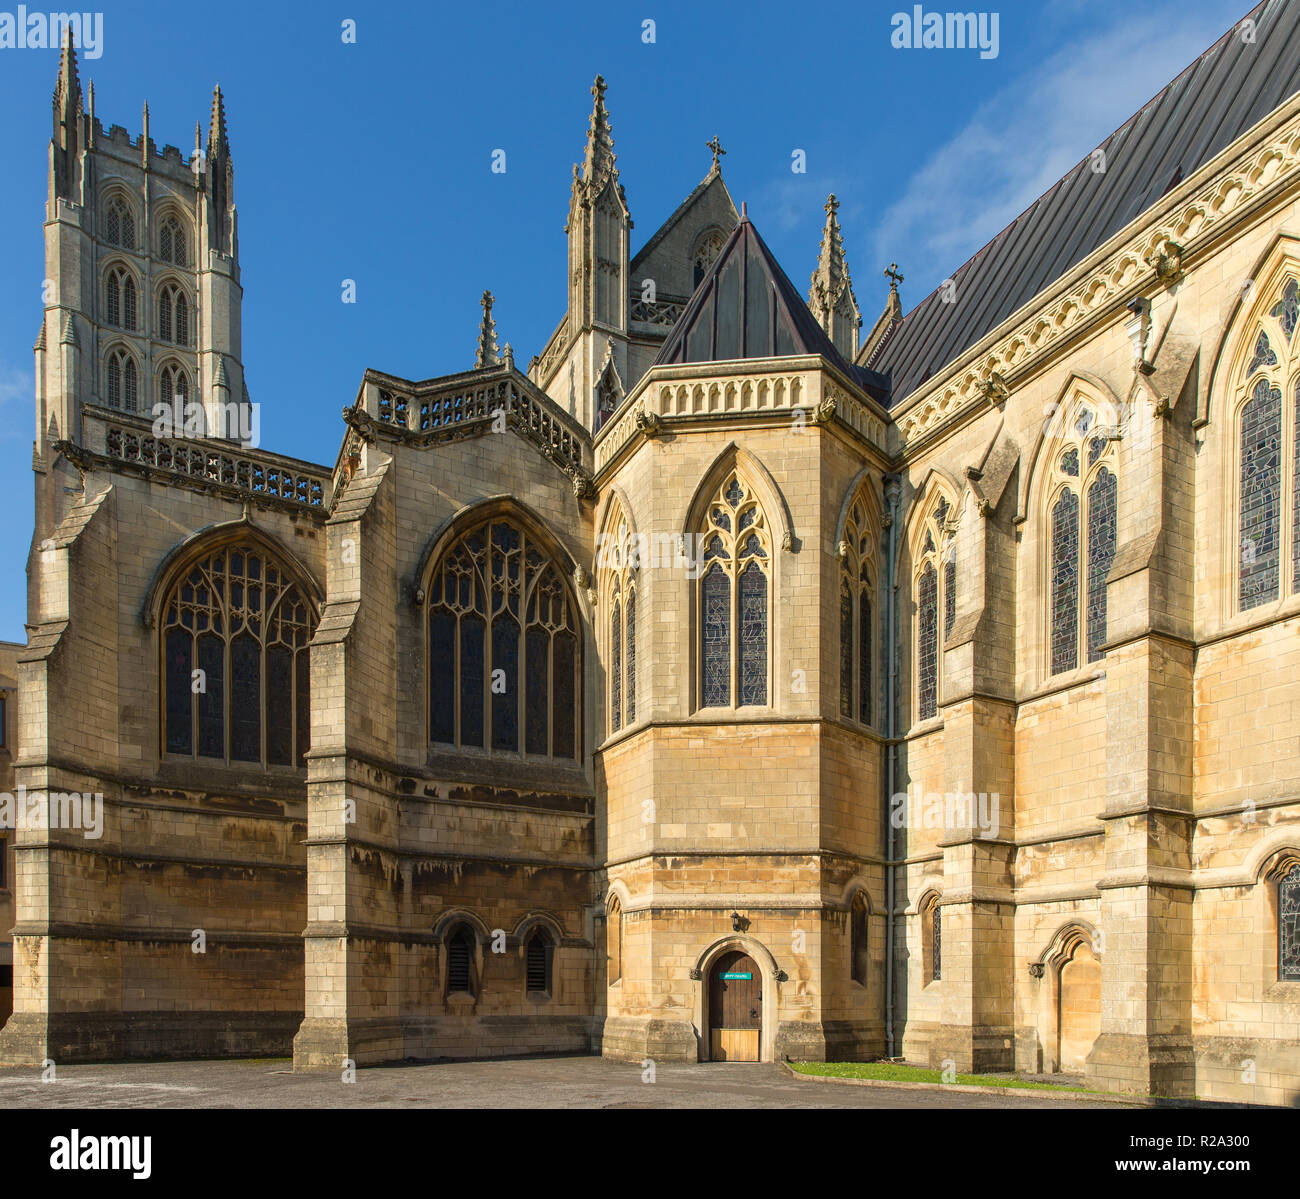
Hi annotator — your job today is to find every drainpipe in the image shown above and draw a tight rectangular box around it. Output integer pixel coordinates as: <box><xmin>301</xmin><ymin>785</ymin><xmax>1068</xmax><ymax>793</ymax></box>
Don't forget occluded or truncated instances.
<box><xmin>883</xmin><ymin>474</ymin><xmax>901</xmax><ymax>1060</ymax></box>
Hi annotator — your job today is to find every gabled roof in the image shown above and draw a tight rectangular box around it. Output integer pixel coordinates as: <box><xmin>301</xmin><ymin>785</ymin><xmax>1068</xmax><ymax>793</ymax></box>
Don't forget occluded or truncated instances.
<box><xmin>871</xmin><ymin>0</ymin><xmax>1300</xmax><ymax>405</ymax></box>
<box><xmin>654</xmin><ymin>212</ymin><xmax>889</xmax><ymax>399</ymax></box>
<box><xmin>629</xmin><ymin>165</ymin><xmax>737</xmax><ymax>273</ymax></box>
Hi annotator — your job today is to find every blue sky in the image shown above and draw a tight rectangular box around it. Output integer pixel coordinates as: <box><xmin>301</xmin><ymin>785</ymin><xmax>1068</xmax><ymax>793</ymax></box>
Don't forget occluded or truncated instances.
<box><xmin>0</xmin><ymin>0</ymin><xmax>1250</xmax><ymax>639</ymax></box>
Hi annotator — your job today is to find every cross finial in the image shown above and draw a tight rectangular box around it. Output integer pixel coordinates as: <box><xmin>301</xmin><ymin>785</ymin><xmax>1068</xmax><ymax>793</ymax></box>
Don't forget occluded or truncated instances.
<box><xmin>706</xmin><ymin>135</ymin><xmax>725</xmax><ymax>170</ymax></box>
<box><xmin>592</xmin><ymin>74</ymin><xmax>606</xmax><ymax>101</ymax></box>
<box><xmin>885</xmin><ymin>262</ymin><xmax>904</xmax><ymax>291</ymax></box>
<box><xmin>825</xmin><ymin>194</ymin><xmax>839</xmax><ymax>217</ymax></box>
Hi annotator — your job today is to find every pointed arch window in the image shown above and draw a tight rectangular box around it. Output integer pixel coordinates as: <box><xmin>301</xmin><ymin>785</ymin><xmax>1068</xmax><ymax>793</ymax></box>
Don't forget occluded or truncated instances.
<box><xmin>103</xmin><ymin>195</ymin><xmax>135</xmax><ymax>250</ymax></box>
<box><xmin>922</xmin><ymin>894</ymin><xmax>941</xmax><ymax>984</ymax></box>
<box><xmin>158</xmin><ymin>215</ymin><xmax>189</xmax><ymax>267</ymax></box>
<box><xmin>914</xmin><ymin>495</ymin><xmax>953</xmax><ymax>722</ymax></box>
<box><xmin>106</xmin><ymin>347</ymin><xmax>139</xmax><ymax>413</ymax></box>
<box><xmin>1279</xmin><ymin>862</ymin><xmax>1300</xmax><ymax>982</ymax></box>
<box><xmin>159</xmin><ymin>283</ymin><xmax>189</xmax><ymax>346</ymax></box>
<box><xmin>105</xmin><ymin>266</ymin><xmax>137</xmax><ymax>331</ymax></box>
<box><xmin>1046</xmin><ymin>406</ymin><xmax>1117</xmax><ymax>675</ymax></box>
<box><xmin>446</xmin><ymin>925</ymin><xmax>476</xmax><ymax>994</ymax></box>
<box><xmin>697</xmin><ymin>473</ymin><xmax>769</xmax><ymax>709</ymax></box>
<box><xmin>157</xmin><ymin>362</ymin><xmax>190</xmax><ymax>412</ymax></box>
<box><xmin>838</xmin><ymin>491</ymin><xmax>876</xmax><ymax>726</ymax></box>
<box><xmin>162</xmin><ymin>543</ymin><xmax>316</xmax><ymax>768</ymax></box>
<box><xmin>1230</xmin><ymin>273</ymin><xmax>1300</xmax><ymax>612</ymax></box>
<box><xmin>850</xmin><ymin>893</ymin><xmax>869</xmax><ymax>985</ymax></box>
<box><xmin>427</xmin><ymin>515</ymin><xmax>580</xmax><ymax>760</ymax></box>
<box><xmin>525</xmin><ymin>927</ymin><xmax>553</xmax><ymax>994</ymax></box>
<box><xmin>603</xmin><ymin>517</ymin><xmax>638</xmax><ymax>734</ymax></box>
<box><xmin>607</xmin><ymin>896</ymin><xmax>623</xmax><ymax>985</ymax></box>
<box><xmin>692</xmin><ymin>229</ymin><xmax>726</xmax><ymax>289</ymax></box>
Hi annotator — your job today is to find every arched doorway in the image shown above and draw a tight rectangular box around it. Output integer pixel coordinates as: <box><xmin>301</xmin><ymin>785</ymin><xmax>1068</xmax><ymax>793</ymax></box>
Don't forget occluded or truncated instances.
<box><xmin>707</xmin><ymin>949</ymin><xmax>762</xmax><ymax>1061</ymax></box>
<box><xmin>1057</xmin><ymin>939</ymin><xmax>1101</xmax><ymax>1073</ymax></box>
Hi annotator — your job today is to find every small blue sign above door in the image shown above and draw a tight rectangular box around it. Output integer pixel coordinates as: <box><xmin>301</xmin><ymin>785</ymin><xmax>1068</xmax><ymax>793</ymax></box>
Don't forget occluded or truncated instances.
<box><xmin>718</xmin><ymin>971</ymin><xmax>753</xmax><ymax>980</ymax></box>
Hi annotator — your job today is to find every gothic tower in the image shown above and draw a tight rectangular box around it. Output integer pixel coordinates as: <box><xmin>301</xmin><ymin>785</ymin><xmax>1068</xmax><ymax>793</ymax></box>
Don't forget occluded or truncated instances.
<box><xmin>34</xmin><ymin>30</ymin><xmax>250</xmax><ymax>552</ymax></box>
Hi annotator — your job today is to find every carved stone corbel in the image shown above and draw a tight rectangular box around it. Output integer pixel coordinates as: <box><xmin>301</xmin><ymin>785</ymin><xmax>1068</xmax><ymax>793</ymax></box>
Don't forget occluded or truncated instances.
<box><xmin>1145</xmin><ymin>239</ymin><xmax>1183</xmax><ymax>285</ymax></box>
<box><xmin>635</xmin><ymin>408</ymin><xmax>663</xmax><ymax>438</ymax></box>
<box><xmin>976</xmin><ymin>371</ymin><xmax>1010</xmax><ymax>408</ymax></box>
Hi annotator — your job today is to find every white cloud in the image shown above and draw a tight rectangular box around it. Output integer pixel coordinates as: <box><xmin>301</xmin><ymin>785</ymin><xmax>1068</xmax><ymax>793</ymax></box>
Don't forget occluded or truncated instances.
<box><xmin>870</xmin><ymin>7</ymin><xmax>1232</xmax><ymax>299</ymax></box>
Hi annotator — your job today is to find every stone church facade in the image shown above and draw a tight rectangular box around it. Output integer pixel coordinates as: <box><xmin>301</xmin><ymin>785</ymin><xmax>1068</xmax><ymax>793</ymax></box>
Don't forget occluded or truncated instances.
<box><xmin>3</xmin><ymin>1</ymin><xmax>1300</xmax><ymax>1103</ymax></box>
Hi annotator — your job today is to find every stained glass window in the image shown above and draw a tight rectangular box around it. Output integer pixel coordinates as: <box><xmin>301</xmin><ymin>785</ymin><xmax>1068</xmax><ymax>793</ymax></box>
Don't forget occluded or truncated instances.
<box><xmin>1248</xmin><ymin>329</ymin><xmax>1278</xmax><ymax>375</ymax></box>
<box><xmin>840</xmin><ymin>496</ymin><xmax>877</xmax><ymax>727</ymax></box>
<box><xmin>839</xmin><ymin>580</ymin><xmax>853</xmax><ymax>719</ymax></box>
<box><xmin>1239</xmin><ymin>378</ymin><xmax>1281</xmax><ymax>610</ymax></box>
<box><xmin>943</xmin><ymin>549</ymin><xmax>956</xmax><ymax>637</ymax></box>
<box><xmin>161</xmin><ymin>544</ymin><xmax>314</xmax><ymax>768</ymax></box>
<box><xmin>1294</xmin><ymin>381</ymin><xmax>1300</xmax><ymax>594</ymax></box>
<box><xmin>859</xmin><ymin>593</ymin><xmax>872</xmax><ymax>725</ymax></box>
<box><xmin>1280</xmin><ymin>863</ymin><xmax>1300</xmax><ymax>982</ymax></box>
<box><xmin>931</xmin><ymin>901</ymin><xmax>942</xmax><ymax>982</ymax></box>
<box><xmin>702</xmin><ymin>564</ymin><xmax>730</xmax><ymax>707</ymax></box>
<box><xmin>427</xmin><ymin>516</ymin><xmax>580</xmax><ymax>759</ymax></box>
<box><xmin>610</xmin><ymin>595</ymin><xmax>622</xmax><ymax>733</ymax></box>
<box><xmin>918</xmin><ymin>563</ymin><xmax>938</xmax><ymax>721</ymax></box>
<box><xmin>697</xmin><ymin>473</ymin><xmax>769</xmax><ymax>709</ymax></box>
<box><xmin>1271</xmin><ymin>278</ymin><xmax>1299</xmax><ymax>342</ymax></box>
<box><xmin>1047</xmin><ymin>402</ymin><xmax>1119</xmax><ymax>674</ymax></box>
<box><xmin>1051</xmin><ymin>490</ymin><xmax>1080</xmax><ymax>675</ymax></box>
<box><xmin>1086</xmin><ymin>469</ymin><xmax>1117</xmax><ymax>662</ymax></box>
<box><xmin>739</xmin><ymin>563</ymin><xmax>768</xmax><ymax>705</ymax></box>
<box><xmin>106</xmin><ymin>268</ymin><xmax>135</xmax><ymax>329</ymax></box>
<box><xmin>625</xmin><ymin>589</ymin><xmax>636</xmax><ymax>725</ymax></box>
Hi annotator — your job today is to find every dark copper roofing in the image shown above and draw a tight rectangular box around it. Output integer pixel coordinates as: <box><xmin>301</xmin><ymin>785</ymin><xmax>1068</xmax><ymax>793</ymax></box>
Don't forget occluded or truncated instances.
<box><xmin>871</xmin><ymin>0</ymin><xmax>1300</xmax><ymax>405</ymax></box>
<box><xmin>653</xmin><ymin>213</ymin><xmax>890</xmax><ymax>401</ymax></box>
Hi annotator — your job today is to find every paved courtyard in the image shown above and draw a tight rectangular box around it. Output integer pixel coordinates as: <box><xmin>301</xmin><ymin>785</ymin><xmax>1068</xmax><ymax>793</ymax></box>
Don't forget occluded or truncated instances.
<box><xmin>0</xmin><ymin>1055</ymin><xmax>1137</xmax><ymax>1108</ymax></box>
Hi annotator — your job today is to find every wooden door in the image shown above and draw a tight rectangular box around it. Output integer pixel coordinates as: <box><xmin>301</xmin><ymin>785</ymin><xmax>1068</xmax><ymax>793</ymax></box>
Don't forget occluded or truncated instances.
<box><xmin>708</xmin><ymin>951</ymin><xmax>761</xmax><ymax>1061</ymax></box>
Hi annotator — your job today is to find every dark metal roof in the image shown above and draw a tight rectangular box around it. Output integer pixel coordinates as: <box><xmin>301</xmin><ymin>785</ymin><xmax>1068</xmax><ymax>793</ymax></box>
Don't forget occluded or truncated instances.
<box><xmin>871</xmin><ymin>0</ymin><xmax>1300</xmax><ymax>406</ymax></box>
<box><xmin>654</xmin><ymin>213</ymin><xmax>891</xmax><ymax>401</ymax></box>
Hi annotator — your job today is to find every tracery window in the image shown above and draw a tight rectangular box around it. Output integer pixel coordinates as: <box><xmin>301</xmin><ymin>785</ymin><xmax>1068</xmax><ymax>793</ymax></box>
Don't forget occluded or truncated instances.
<box><xmin>692</xmin><ymin>229</ymin><xmax>725</xmax><ymax>289</ymax></box>
<box><xmin>603</xmin><ymin>516</ymin><xmax>638</xmax><ymax>734</ymax></box>
<box><xmin>158</xmin><ymin>283</ymin><xmax>189</xmax><ymax>346</ymax></box>
<box><xmin>914</xmin><ymin>494</ymin><xmax>953</xmax><ymax>722</ymax></box>
<box><xmin>162</xmin><ymin>543</ymin><xmax>315</xmax><ymax>768</ymax></box>
<box><xmin>158</xmin><ymin>362</ymin><xmax>190</xmax><ymax>410</ymax></box>
<box><xmin>105</xmin><ymin>266</ymin><xmax>137</xmax><ymax>331</ymax></box>
<box><xmin>105</xmin><ymin>347</ymin><xmax>138</xmax><ymax>413</ymax></box>
<box><xmin>158</xmin><ymin>215</ymin><xmax>189</xmax><ymax>267</ymax></box>
<box><xmin>1234</xmin><ymin>277</ymin><xmax>1300</xmax><ymax>612</ymax></box>
<box><xmin>838</xmin><ymin>491</ymin><xmax>876</xmax><ymax>726</ymax></box>
<box><xmin>427</xmin><ymin>516</ymin><xmax>580</xmax><ymax>760</ymax></box>
<box><xmin>698</xmin><ymin>473</ymin><xmax>770</xmax><ymax>709</ymax></box>
<box><xmin>1279</xmin><ymin>862</ymin><xmax>1300</xmax><ymax>982</ymax></box>
<box><xmin>103</xmin><ymin>195</ymin><xmax>135</xmax><ymax>250</ymax></box>
<box><xmin>1046</xmin><ymin>406</ymin><xmax>1117</xmax><ymax>675</ymax></box>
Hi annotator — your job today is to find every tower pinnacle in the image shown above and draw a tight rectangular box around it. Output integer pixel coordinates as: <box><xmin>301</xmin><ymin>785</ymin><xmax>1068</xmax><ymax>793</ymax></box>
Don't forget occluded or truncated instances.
<box><xmin>475</xmin><ymin>291</ymin><xmax>501</xmax><ymax>369</ymax></box>
<box><xmin>808</xmin><ymin>193</ymin><xmax>862</xmax><ymax>358</ymax></box>
<box><xmin>580</xmin><ymin>74</ymin><xmax>617</xmax><ymax>189</ymax></box>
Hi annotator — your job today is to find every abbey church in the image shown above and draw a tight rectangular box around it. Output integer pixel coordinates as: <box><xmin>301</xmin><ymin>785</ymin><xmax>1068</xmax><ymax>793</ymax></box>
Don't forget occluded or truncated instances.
<box><xmin>3</xmin><ymin>0</ymin><xmax>1300</xmax><ymax>1104</ymax></box>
